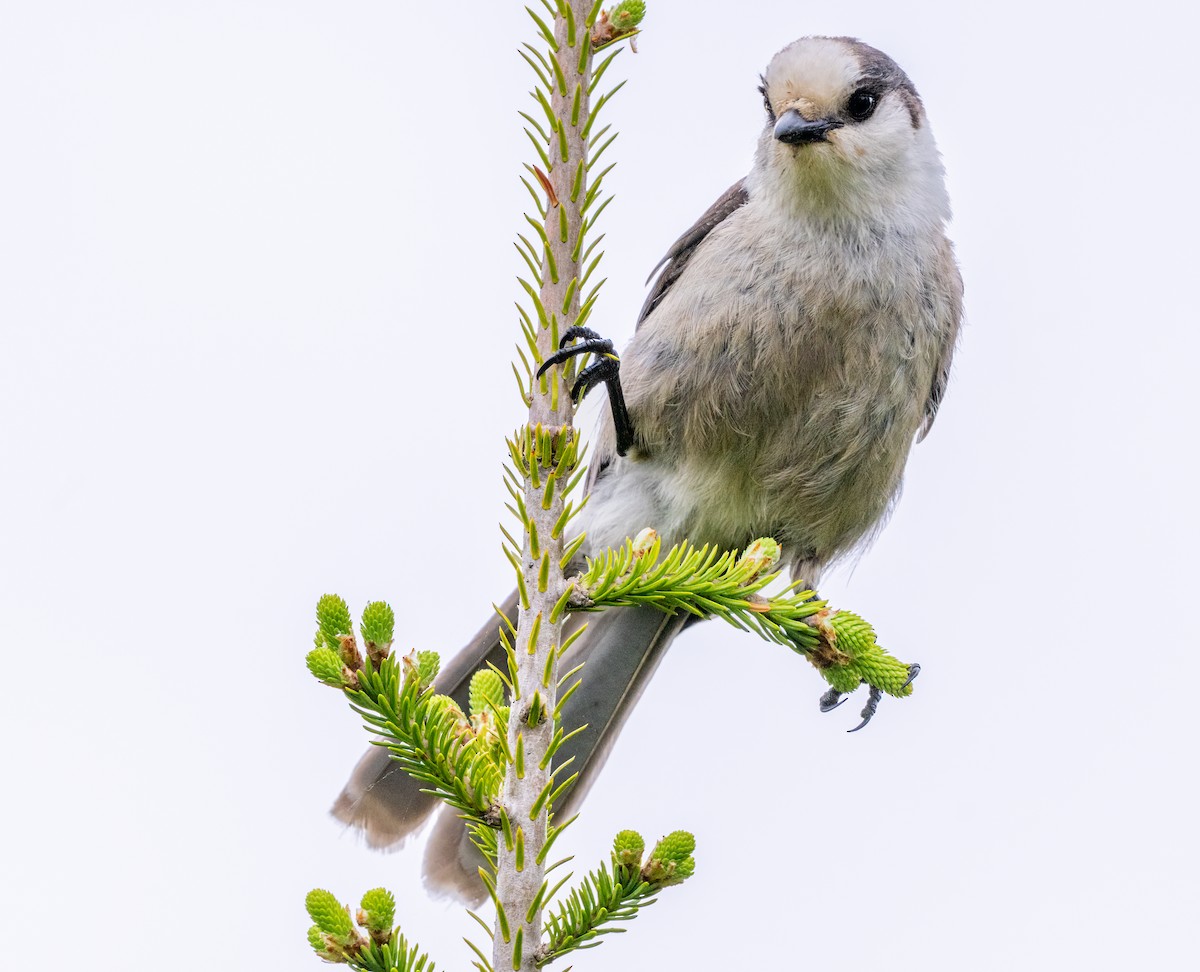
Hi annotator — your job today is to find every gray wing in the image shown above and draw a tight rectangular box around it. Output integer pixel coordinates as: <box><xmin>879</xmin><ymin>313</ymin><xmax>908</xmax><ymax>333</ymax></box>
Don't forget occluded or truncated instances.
<box><xmin>637</xmin><ymin>178</ymin><xmax>750</xmax><ymax>326</ymax></box>
<box><xmin>585</xmin><ymin>179</ymin><xmax>751</xmax><ymax>491</ymax></box>
<box><xmin>917</xmin><ymin>237</ymin><xmax>964</xmax><ymax>441</ymax></box>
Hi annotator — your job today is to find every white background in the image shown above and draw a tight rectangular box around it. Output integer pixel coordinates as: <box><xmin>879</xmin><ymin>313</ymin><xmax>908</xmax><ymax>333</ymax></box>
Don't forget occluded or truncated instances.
<box><xmin>2</xmin><ymin>1</ymin><xmax>1197</xmax><ymax>969</ymax></box>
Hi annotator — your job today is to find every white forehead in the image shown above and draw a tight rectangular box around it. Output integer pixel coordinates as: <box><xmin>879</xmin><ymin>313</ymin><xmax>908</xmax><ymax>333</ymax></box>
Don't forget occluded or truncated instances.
<box><xmin>764</xmin><ymin>37</ymin><xmax>860</xmax><ymax>104</ymax></box>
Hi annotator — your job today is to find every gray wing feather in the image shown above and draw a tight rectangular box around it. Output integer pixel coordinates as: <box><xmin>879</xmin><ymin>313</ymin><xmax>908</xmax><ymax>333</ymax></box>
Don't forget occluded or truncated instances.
<box><xmin>917</xmin><ymin>238</ymin><xmax>964</xmax><ymax>441</ymax></box>
<box><xmin>637</xmin><ymin>178</ymin><xmax>750</xmax><ymax>326</ymax></box>
<box><xmin>583</xmin><ymin>179</ymin><xmax>751</xmax><ymax>491</ymax></box>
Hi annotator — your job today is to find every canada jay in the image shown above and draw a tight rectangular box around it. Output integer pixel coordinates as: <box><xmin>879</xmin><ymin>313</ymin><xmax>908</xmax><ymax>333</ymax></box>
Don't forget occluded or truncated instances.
<box><xmin>333</xmin><ymin>36</ymin><xmax>963</xmax><ymax>901</ymax></box>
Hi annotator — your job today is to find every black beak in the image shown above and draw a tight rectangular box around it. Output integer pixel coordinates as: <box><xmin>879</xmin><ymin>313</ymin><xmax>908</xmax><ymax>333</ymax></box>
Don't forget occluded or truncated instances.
<box><xmin>773</xmin><ymin>109</ymin><xmax>842</xmax><ymax>145</ymax></box>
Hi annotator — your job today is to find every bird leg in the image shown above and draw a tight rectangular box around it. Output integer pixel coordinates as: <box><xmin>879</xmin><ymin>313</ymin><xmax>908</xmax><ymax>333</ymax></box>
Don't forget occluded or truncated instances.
<box><xmin>847</xmin><ymin>685</ymin><xmax>882</xmax><ymax>733</ymax></box>
<box><xmin>536</xmin><ymin>326</ymin><xmax>635</xmax><ymax>456</ymax></box>
<box><xmin>818</xmin><ymin>687</ymin><xmax>847</xmax><ymax>712</ymax></box>
<box><xmin>822</xmin><ymin>664</ymin><xmax>921</xmax><ymax>732</ymax></box>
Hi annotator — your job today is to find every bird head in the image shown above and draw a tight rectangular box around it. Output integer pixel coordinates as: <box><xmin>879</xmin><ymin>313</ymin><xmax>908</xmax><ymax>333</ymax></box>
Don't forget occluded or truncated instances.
<box><xmin>754</xmin><ymin>37</ymin><xmax>949</xmax><ymax>225</ymax></box>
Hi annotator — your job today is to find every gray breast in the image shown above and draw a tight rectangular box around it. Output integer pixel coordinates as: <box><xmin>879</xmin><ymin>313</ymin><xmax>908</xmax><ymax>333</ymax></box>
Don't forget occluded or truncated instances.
<box><xmin>614</xmin><ymin>202</ymin><xmax>944</xmax><ymax>565</ymax></box>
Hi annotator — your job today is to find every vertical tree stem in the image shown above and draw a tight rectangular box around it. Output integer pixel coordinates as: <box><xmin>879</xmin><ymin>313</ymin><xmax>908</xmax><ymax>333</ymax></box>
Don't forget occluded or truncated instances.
<box><xmin>495</xmin><ymin>2</ymin><xmax>593</xmax><ymax>970</ymax></box>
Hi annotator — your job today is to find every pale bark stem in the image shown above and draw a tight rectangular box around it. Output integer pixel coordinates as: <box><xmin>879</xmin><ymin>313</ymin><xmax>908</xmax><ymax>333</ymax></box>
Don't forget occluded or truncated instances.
<box><xmin>493</xmin><ymin>3</ymin><xmax>593</xmax><ymax>970</ymax></box>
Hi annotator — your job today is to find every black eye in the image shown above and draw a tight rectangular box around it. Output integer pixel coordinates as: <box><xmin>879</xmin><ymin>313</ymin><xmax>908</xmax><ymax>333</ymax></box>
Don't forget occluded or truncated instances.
<box><xmin>846</xmin><ymin>89</ymin><xmax>878</xmax><ymax>122</ymax></box>
<box><xmin>758</xmin><ymin>84</ymin><xmax>775</xmax><ymax>121</ymax></box>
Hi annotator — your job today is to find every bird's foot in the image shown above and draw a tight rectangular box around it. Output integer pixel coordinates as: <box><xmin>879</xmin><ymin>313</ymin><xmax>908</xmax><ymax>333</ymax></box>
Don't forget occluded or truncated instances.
<box><xmin>536</xmin><ymin>326</ymin><xmax>617</xmax><ymax>400</ymax></box>
<box><xmin>818</xmin><ymin>687</ymin><xmax>847</xmax><ymax>712</ymax></box>
<box><xmin>536</xmin><ymin>326</ymin><xmax>635</xmax><ymax>456</ymax></box>
<box><xmin>820</xmin><ymin>663</ymin><xmax>921</xmax><ymax>732</ymax></box>
<box><xmin>847</xmin><ymin>685</ymin><xmax>882</xmax><ymax>733</ymax></box>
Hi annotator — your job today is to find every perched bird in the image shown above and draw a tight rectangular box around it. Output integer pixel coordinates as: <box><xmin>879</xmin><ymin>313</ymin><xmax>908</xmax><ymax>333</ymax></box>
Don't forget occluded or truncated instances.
<box><xmin>334</xmin><ymin>35</ymin><xmax>962</xmax><ymax>901</ymax></box>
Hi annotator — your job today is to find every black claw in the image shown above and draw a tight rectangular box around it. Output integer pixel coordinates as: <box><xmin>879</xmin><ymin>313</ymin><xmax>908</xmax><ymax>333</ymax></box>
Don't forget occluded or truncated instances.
<box><xmin>570</xmin><ymin>355</ymin><xmax>621</xmax><ymax>404</ymax></box>
<box><xmin>558</xmin><ymin>325</ymin><xmax>603</xmax><ymax>349</ymax></box>
<box><xmin>819</xmin><ymin>687</ymin><xmax>847</xmax><ymax>713</ymax></box>
<box><xmin>847</xmin><ymin>685</ymin><xmax>882</xmax><ymax>733</ymax></box>
<box><xmin>534</xmin><ymin>325</ymin><xmax>637</xmax><ymax>458</ymax></box>
<box><xmin>536</xmin><ymin>335</ymin><xmax>615</xmax><ymax>379</ymax></box>
<box><xmin>900</xmin><ymin>663</ymin><xmax>921</xmax><ymax>691</ymax></box>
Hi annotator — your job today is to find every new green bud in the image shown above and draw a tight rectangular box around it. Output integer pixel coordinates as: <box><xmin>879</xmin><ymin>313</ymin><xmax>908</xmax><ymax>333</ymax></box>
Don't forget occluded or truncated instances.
<box><xmin>642</xmin><ymin>832</ymin><xmax>697</xmax><ymax>887</ymax></box>
<box><xmin>855</xmin><ymin>650</ymin><xmax>918</xmax><ymax>697</ymax></box>
<box><xmin>822</xmin><ymin>664</ymin><xmax>863</xmax><ymax>695</ymax></box>
<box><xmin>469</xmin><ymin>669</ymin><xmax>505</xmax><ymax>718</ymax></box>
<box><xmin>672</xmin><ymin>855</ymin><xmax>696</xmax><ymax>881</ymax></box>
<box><xmin>470</xmin><ymin>709</ymin><xmax>502</xmax><ymax>753</ymax></box>
<box><xmin>360</xmin><ymin>601</ymin><xmax>395</xmax><ymax>646</ymax></box>
<box><xmin>650</xmin><ymin>830</ymin><xmax>695</xmax><ymax>864</ymax></box>
<box><xmin>418</xmin><ymin>650</ymin><xmax>439</xmax><ymax>683</ymax></box>
<box><xmin>642</xmin><ymin>858</ymin><xmax>686</xmax><ymax>885</ymax></box>
<box><xmin>316</xmin><ymin>594</ymin><xmax>354</xmax><ymax>651</ymax></box>
<box><xmin>306</xmin><ymin>647</ymin><xmax>348</xmax><ymax>687</ymax></box>
<box><xmin>400</xmin><ymin>649</ymin><xmax>441</xmax><ymax>685</ymax></box>
<box><xmin>612</xmin><ymin>829</ymin><xmax>645</xmax><ymax>870</ymax></box>
<box><xmin>630</xmin><ymin>527</ymin><xmax>658</xmax><ymax>561</ymax></box>
<box><xmin>305</xmin><ymin>889</ymin><xmax>356</xmax><ymax>942</ymax></box>
<box><xmin>358</xmin><ymin>887</ymin><xmax>396</xmax><ymax>942</ymax></box>
<box><xmin>429</xmin><ymin>693</ymin><xmax>469</xmax><ymax>730</ymax></box>
<box><xmin>610</xmin><ymin>0</ymin><xmax>646</xmax><ymax>31</ymax></box>
<box><xmin>307</xmin><ymin>925</ymin><xmax>348</xmax><ymax>962</ymax></box>
<box><xmin>737</xmin><ymin>537</ymin><xmax>781</xmax><ymax>580</ymax></box>
<box><xmin>829</xmin><ymin>611</ymin><xmax>875</xmax><ymax>655</ymax></box>
<box><xmin>816</xmin><ymin>611</ymin><xmax>917</xmax><ymax>696</ymax></box>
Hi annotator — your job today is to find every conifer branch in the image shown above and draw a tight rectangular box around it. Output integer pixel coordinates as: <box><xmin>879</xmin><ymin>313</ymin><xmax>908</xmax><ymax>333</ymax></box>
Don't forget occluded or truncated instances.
<box><xmin>537</xmin><ymin>829</ymin><xmax>693</xmax><ymax>966</ymax></box>
<box><xmin>496</xmin><ymin>1</ymin><xmax>605</xmax><ymax>966</ymax></box>
<box><xmin>572</xmin><ymin>531</ymin><xmax>920</xmax><ymax>698</ymax></box>
<box><xmin>305</xmin><ymin>888</ymin><xmax>437</xmax><ymax>972</ymax></box>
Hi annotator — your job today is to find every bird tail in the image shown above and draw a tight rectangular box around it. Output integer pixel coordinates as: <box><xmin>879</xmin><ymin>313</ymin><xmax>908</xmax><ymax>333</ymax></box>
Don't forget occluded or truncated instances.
<box><xmin>331</xmin><ymin>591</ymin><xmax>689</xmax><ymax>902</ymax></box>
